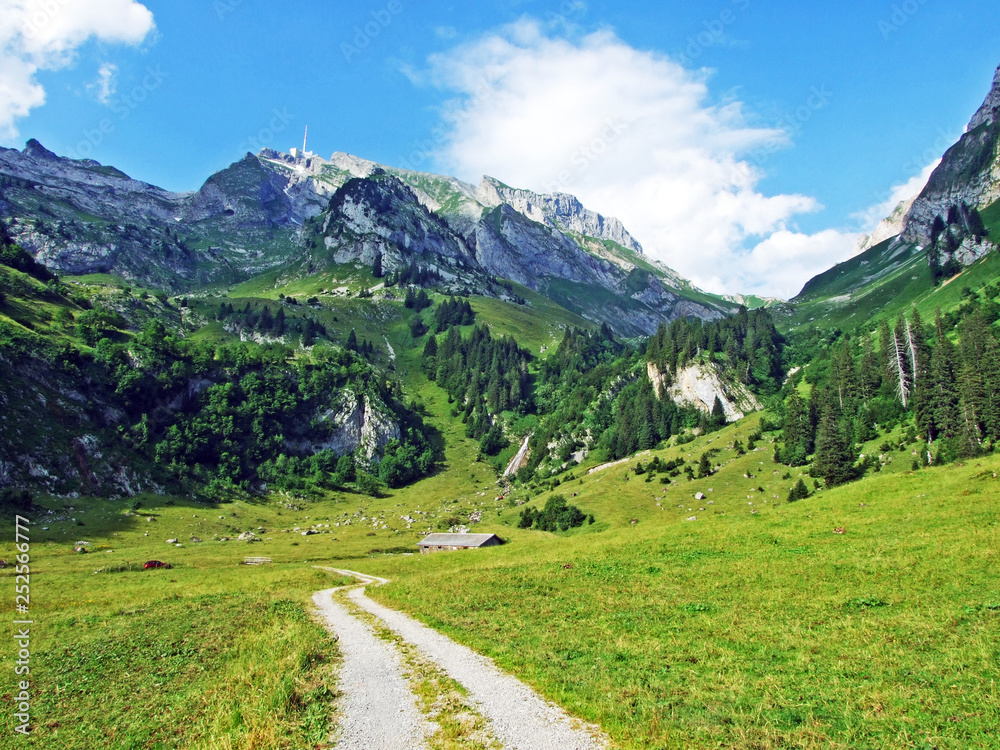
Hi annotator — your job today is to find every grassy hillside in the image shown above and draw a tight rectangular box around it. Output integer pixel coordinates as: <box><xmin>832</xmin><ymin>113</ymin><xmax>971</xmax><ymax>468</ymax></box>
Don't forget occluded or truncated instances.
<box><xmin>780</xmin><ymin>234</ymin><xmax>1000</xmax><ymax>344</ymax></box>
<box><xmin>364</xmin><ymin>420</ymin><xmax>1000</xmax><ymax>750</ymax></box>
<box><xmin>981</xmin><ymin>198</ymin><xmax>1000</xmax><ymax>242</ymax></box>
<box><xmin>780</xmin><ymin>239</ymin><xmax>933</xmax><ymax>333</ymax></box>
<box><xmin>4</xmin><ymin>406</ymin><xmax>997</xmax><ymax>748</ymax></box>
<box><xmin>5</xmin><ymin>211</ymin><xmax>1000</xmax><ymax>748</ymax></box>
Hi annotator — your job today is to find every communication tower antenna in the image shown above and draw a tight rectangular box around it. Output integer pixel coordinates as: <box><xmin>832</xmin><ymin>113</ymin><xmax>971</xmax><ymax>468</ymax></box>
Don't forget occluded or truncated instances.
<box><xmin>302</xmin><ymin>126</ymin><xmax>308</xmax><ymax>155</ymax></box>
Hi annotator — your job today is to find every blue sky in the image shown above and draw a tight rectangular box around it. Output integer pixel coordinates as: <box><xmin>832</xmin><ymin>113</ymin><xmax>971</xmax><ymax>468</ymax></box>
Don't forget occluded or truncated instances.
<box><xmin>2</xmin><ymin>0</ymin><xmax>999</xmax><ymax>297</ymax></box>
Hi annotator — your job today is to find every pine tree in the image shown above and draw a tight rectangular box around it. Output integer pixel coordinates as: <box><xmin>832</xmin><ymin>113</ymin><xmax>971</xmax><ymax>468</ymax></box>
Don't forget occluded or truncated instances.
<box><xmin>786</xmin><ymin>478</ymin><xmax>809</xmax><ymax>502</ymax></box>
<box><xmin>697</xmin><ymin>452</ymin><xmax>712</xmax><ymax>478</ymax></box>
<box><xmin>410</xmin><ymin>316</ymin><xmax>427</xmax><ymax>338</ymax></box>
<box><xmin>928</xmin><ymin>312</ymin><xmax>960</xmax><ymax>443</ymax></box>
<box><xmin>830</xmin><ymin>339</ymin><xmax>858</xmax><ymax>411</ymax></box>
<box><xmin>957</xmin><ymin>312</ymin><xmax>999</xmax><ymax>443</ymax></box>
<box><xmin>711</xmin><ymin>396</ymin><xmax>726</xmax><ymax>427</ymax></box>
<box><xmin>858</xmin><ymin>335</ymin><xmax>882</xmax><ymax>403</ymax></box>
<box><xmin>346</xmin><ymin>329</ymin><xmax>358</xmax><ymax>352</ymax></box>
<box><xmin>781</xmin><ymin>391</ymin><xmax>812</xmax><ymax>466</ymax></box>
<box><xmin>967</xmin><ymin>205</ymin><xmax>988</xmax><ymax>240</ymax></box>
<box><xmin>812</xmin><ymin>399</ymin><xmax>856</xmax><ymax>487</ymax></box>
<box><xmin>259</xmin><ymin>305</ymin><xmax>274</xmax><ymax>332</ymax></box>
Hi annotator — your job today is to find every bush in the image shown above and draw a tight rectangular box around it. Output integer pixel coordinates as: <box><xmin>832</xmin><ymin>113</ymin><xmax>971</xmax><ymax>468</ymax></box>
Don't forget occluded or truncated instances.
<box><xmin>354</xmin><ymin>472</ymin><xmax>383</xmax><ymax>497</ymax></box>
<box><xmin>786</xmin><ymin>478</ymin><xmax>809</xmax><ymax>502</ymax></box>
<box><xmin>0</xmin><ymin>488</ymin><xmax>33</xmax><ymax>512</ymax></box>
<box><xmin>517</xmin><ymin>494</ymin><xmax>589</xmax><ymax>532</ymax></box>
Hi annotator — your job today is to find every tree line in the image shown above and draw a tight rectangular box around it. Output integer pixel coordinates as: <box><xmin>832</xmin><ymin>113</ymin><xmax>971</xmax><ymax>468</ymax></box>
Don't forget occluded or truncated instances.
<box><xmin>422</xmin><ymin>324</ymin><xmax>531</xmax><ymax>455</ymax></box>
<box><xmin>779</xmin><ymin>298</ymin><xmax>1000</xmax><ymax>487</ymax></box>
<box><xmin>646</xmin><ymin>307</ymin><xmax>785</xmax><ymax>394</ymax></box>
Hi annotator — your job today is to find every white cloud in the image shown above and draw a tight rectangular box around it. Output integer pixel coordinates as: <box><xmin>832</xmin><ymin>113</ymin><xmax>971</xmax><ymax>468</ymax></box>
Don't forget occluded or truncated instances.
<box><xmin>413</xmin><ymin>19</ymin><xmax>860</xmax><ymax>298</ymax></box>
<box><xmin>87</xmin><ymin>61</ymin><xmax>118</xmax><ymax>104</ymax></box>
<box><xmin>743</xmin><ymin>229</ymin><xmax>859</xmax><ymax>300</ymax></box>
<box><xmin>0</xmin><ymin>0</ymin><xmax>155</xmax><ymax>138</ymax></box>
<box><xmin>852</xmin><ymin>158</ymin><xmax>940</xmax><ymax>231</ymax></box>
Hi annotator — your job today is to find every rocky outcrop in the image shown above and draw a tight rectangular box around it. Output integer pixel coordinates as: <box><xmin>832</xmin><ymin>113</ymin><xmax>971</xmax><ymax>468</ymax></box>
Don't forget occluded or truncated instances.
<box><xmin>301</xmin><ymin>390</ymin><xmax>402</xmax><ymax>463</ymax></box>
<box><xmin>648</xmin><ymin>361</ymin><xmax>760</xmax><ymax>421</ymax></box>
<box><xmin>475</xmin><ymin>176</ymin><xmax>644</xmax><ymax>253</ymax></box>
<box><xmin>0</xmin><ymin>141</ymin><xmax>301</xmax><ymax>288</ymax></box>
<box><xmin>902</xmin><ymin>64</ymin><xmax>1000</xmax><ymax>246</ymax></box>
<box><xmin>315</xmin><ymin>173</ymin><xmax>726</xmax><ymax>336</ymax></box>
<box><xmin>857</xmin><ymin>197</ymin><xmax>915</xmax><ymax>254</ymax></box>
<box><xmin>321</xmin><ymin>174</ymin><xmax>473</xmax><ymax>274</ymax></box>
<box><xmin>186</xmin><ymin>153</ymin><xmax>296</xmax><ymax>229</ymax></box>
<box><xmin>970</xmin><ymin>64</ymin><xmax>1000</xmax><ymax>131</ymax></box>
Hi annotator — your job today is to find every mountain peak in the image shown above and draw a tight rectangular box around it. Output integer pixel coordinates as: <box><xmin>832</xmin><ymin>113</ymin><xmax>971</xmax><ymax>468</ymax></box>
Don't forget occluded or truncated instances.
<box><xmin>969</xmin><ymin>64</ymin><xmax>1000</xmax><ymax>130</ymax></box>
<box><xmin>23</xmin><ymin>139</ymin><xmax>59</xmax><ymax>161</ymax></box>
<box><xmin>474</xmin><ymin>176</ymin><xmax>644</xmax><ymax>255</ymax></box>
<box><xmin>900</xmin><ymin>62</ymin><xmax>1000</xmax><ymax>245</ymax></box>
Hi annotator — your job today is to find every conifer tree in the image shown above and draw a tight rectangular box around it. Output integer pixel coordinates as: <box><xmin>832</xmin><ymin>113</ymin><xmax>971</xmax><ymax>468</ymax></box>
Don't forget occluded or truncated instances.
<box><xmin>812</xmin><ymin>398</ymin><xmax>856</xmax><ymax>487</ymax></box>
<box><xmin>781</xmin><ymin>391</ymin><xmax>812</xmax><ymax>466</ymax></box>
<box><xmin>928</xmin><ymin>312</ymin><xmax>960</xmax><ymax>443</ymax></box>
<box><xmin>858</xmin><ymin>335</ymin><xmax>882</xmax><ymax>403</ymax></box>
<box><xmin>422</xmin><ymin>335</ymin><xmax>438</xmax><ymax>380</ymax></box>
<box><xmin>711</xmin><ymin>396</ymin><xmax>726</xmax><ymax>427</ymax></box>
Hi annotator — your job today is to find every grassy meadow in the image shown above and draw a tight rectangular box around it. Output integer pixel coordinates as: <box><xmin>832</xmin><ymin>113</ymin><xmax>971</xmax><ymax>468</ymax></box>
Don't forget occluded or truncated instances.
<box><xmin>3</xmin><ymin>407</ymin><xmax>998</xmax><ymax>749</ymax></box>
<box><xmin>3</xmin><ymin>262</ymin><xmax>999</xmax><ymax>749</ymax></box>
<box><xmin>365</xmin><ymin>424</ymin><xmax>1000</xmax><ymax>750</ymax></box>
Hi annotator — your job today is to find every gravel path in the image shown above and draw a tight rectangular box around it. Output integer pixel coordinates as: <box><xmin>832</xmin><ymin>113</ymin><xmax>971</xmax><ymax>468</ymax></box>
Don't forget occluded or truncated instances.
<box><xmin>321</xmin><ymin>568</ymin><xmax>609</xmax><ymax>750</ymax></box>
<box><xmin>311</xmin><ymin>587</ymin><xmax>430</xmax><ymax>749</ymax></box>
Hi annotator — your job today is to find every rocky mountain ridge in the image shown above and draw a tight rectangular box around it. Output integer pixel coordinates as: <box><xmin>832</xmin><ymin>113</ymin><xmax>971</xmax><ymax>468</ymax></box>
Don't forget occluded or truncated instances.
<box><xmin>309</xmin><ymin>172</ymin><xmax>726</xmax><ymax>335</ymax></box>
<box><xmin>0</xmin><ymin>140</ymin><xmax>728</xmax><ymax>334</ymax></box>
<box><xmin>901</xmin><ymin>64</ymin><xmax>1000</xmax><ymax>246</ymax></box>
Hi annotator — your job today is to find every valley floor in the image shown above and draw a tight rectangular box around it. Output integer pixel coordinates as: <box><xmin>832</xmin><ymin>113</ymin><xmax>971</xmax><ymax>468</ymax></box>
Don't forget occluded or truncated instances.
<box><xmin>2</xmin><ymin>416</ymin><xmax>998</xmax><ymax>749</ymax></box>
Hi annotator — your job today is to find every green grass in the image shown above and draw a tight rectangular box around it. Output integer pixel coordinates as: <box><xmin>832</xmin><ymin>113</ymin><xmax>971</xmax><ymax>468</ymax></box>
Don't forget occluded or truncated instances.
<box><xmin>8</xmin><ymin>240</ymin><xmax>1000</xmax><ymax>748</ymax></box>
<box><xmin>980</xmin><ymin>198</ymin><xmax>1000</xmax><ymax>243</ymax></box>
<box><xmin>469</xmin><ymin>284</ymin><xmax>595</xmax><ymax>353</ymax></box>
<box><xmin>782</xmin><ymin>238</ymin><xmax>1000</xmax><ymax>337</ymax></box>
<box><xmin>1</xmin><ymin>520</ymin><xmax>348</xmax><ymax>749</ymax></box>
<box><xmin>357</xmin><ymin>421</ymin><xmax>1000</xmax><ymax>750</ymax></box>
<box><xmin>3</xmin><ymin>398</ymin><xmax>999</xmax><ymax>748</ymax></box>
